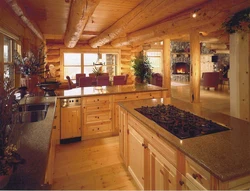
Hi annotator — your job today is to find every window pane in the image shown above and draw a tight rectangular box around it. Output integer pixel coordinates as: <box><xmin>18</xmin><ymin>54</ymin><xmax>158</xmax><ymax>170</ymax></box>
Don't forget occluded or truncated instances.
<box><xmin>64</xmin><ymin>66</ymin><xmax>81</xmax><ymax>80</ymax></box>
<box><xmin>84</xmin><ymin>66</ymin><xmax>95</xmax><ymax>76</ymax></box>
<box><xmin>64</xmin><ymin>53</ymin><xmax>81</xmax><ymax>66</ymax></box>
<box><xmin>4</xmin><ymin>37</ymin><xmax>12</xmax><ymax>63</ymax></box>
<box><xmin>84</xmin><ymin>53</ymin><xmax>98</xmax><ymax>65</ymax></box>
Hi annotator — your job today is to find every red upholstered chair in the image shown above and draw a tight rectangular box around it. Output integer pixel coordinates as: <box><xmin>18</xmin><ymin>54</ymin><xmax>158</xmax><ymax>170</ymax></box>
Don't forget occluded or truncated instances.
<box><xmin>201</xmin><ymin>72</ymin><xmax>220</xmax><ymax>90</ymax></box>
<box><xmin>75</xmin><ymin>73</ymin><xmax>86</xmax><ymax>86</ymax></box>
<box><xmin>113</xmin><ymin>75</ymin><xmax>126</xmax><ymax>85</ymax></box>
<box><xmin>88</xmin><ymin>73</ymin><xmax>97</xmax><ymax>85</ymax></box>
<box><xmin>79</xmin><ymin>76</ymin><xmax>93</xmax><ymax>87</ymax></box>
<box><xmin>66</xmin><ymin>76</ymin><xmax>76</xmax><ymax>89</ymax></box>
<box><xmin>96</xmin><ymin>75</ymin><xmax>110</xmax><ymax>86</ymax></box>
<box><xmin>151</xmin><ymin>73</ymin><xmax>163</xmax><ymax>87</ymax></box>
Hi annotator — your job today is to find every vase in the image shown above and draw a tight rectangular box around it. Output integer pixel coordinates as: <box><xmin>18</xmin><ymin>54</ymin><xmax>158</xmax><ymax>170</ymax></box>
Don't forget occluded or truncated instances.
<box><xmin>0</xmin><ymin>167</ymin><xmax>13</xmax><ymax>189</ymax></box>
<box><xmin>26</xmin><ymin>75</ymin><xmax>40</xmax><ymax>95</ymax></box>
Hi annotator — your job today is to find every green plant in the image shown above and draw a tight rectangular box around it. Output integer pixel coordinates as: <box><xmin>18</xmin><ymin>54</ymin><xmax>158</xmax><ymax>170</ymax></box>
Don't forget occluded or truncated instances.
<box><xmin>132</xmin><ymin>52</ymin><xmax>152</xmax><ymax>83</ymax></box>
<box><xmin>13</xmin><ymin>44</ymin><xmax>48</xmax><ymax>77</ymax></box>
<box><xmin>92</xmin><ymin>66</ymin><xmax>103</xmax><ymax>76</ymax></box>
<box><xmin>0</xmin><ymin>75</ymin><xmax>24</xmax><ymax>176</ymax></box>
<box><xmin>222</xmin><ymin>7</ymin><xmax>250</xmax><ymax>34</ymax></box>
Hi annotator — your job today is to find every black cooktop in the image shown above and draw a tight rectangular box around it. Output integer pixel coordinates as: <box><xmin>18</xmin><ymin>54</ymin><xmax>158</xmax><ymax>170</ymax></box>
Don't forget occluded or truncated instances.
<box><xmin>135</xmin><ymin>104</ymin><xmax>229</xmax><ymax>139</ymax></box>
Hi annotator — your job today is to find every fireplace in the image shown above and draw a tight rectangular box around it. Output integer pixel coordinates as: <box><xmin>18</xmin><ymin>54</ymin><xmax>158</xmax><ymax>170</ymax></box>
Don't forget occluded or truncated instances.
<box><xmin>172</xmin><ymin>62</ymin><xmax>190</xmax><ymax>74</ymax></box>
<box><xmin>172</xmin><ymin>62</ymin><xmax>190</xmax><ymax>82</ymax></box>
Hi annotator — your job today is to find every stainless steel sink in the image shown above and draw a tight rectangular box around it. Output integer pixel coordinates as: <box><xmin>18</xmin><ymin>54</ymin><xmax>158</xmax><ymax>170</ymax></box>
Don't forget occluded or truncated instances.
<box><xmin>17</xmin><ymin>110</ymin><xmax>48</xmax><ymax>123</ymax></box>
<box><xmin>15</xmin><ymin>103</ymin><xmax>49</xmax><ymax>123</ymax></box>
<box><xmin>18</xmin><ymin>103</ymin><xmax>50</xmax><ymax>112</ymax></box>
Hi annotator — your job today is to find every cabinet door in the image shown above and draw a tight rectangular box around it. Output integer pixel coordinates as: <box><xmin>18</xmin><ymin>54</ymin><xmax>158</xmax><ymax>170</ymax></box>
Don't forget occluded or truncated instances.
<box><xmin>61</xmin><ymin>106</ymin><xmax>81</xmax><ymax>139</ymax></box>
<box><xmin>119</xmin><ymin>107</ymin><xmax>128</xmax><ymax>165</ymax></box>
<box><xmin>128</xmin><ymin>125</ymin><xmax>145</xmax><ymax>190</ymax></box>
<box><xmin>149</xmin><ymin>144</ymin><xmax>177</xmax><ymax>190</ymax></box>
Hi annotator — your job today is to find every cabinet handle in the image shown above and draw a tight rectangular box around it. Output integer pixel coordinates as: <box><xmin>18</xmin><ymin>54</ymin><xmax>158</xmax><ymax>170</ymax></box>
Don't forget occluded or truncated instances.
<box><xmin>192</xmin><ymin>173</ymin><xmax>202</xmax><ymax>180</ymax></box>
<box><xmin>179</xmin><ymin>180</ymin><xmax>184</xmax><ymax>186</ymax></box>
<box><xmin>53</xmin><ymin>126</ymin><xmax>56</xmax><ymax>129</ymax></box>
<box><xmin>54</xmin><ymin>116</ymin><xmax>57</xmax><ymax>119</ymax></box>
<box><xmin>125</xmin><ymin>96</ymin><xmax>127</xmax><ymax>99</ymax></box>
<box><xmin>97</xmin><ymin>99</ymin><xmax>99</xmax><ymax>101</ymax></box>
<box><xmin>142</xmin><ymin>143</ymin><xmax>147</xmax><ymax>149</ymax></box>
<box><xmin>97</xmin><ymin>107</ymin><xmax>99</xmax><ymax>109</ymax></box>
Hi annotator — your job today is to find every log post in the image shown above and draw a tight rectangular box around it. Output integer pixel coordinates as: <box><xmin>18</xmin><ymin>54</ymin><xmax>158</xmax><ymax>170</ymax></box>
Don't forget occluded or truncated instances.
<box><xmin>163</xmin><ymin>38</ymin><xmax>171</xmax><ymax>97</ymax></box>
<box><xmin>230</xmin><ymin>32</ymin><xmax>249</xmax><ymax>121</ymax></box>
<box><xmin>190</xmin><ymin>31</ymin><xmax>201</xmax><ymax>103</ymax></box>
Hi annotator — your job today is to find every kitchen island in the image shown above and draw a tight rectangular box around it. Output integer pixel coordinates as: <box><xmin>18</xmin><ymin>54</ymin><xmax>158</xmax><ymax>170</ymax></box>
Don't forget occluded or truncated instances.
<box><xmin>55</xmin><ymin>84</ymin><xmax>168</xmax><ymax>141</ymax></box>
<box><xmin>118</xmin><ymin>98</ymin><xmax>250</xmax><ymax>190</ymax></box>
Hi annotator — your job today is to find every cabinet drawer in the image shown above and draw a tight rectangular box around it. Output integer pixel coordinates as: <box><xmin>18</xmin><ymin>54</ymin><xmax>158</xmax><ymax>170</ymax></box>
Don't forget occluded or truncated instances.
<box><xmin>139</xmin><ymin>91</ymin><xmax>162</xmax><ymax>99</ymax></box>
<box><xmin>86</xmin><ymin>111</ymin><xmax>111</xmax><ymax>123</ymax></box>
<box><xmin>82</xmin><ymin>96</ymin><xmax>111</xmax><ymax>105</ymax></box>
<box><xmin>113</xmin><ymin>93</ymin><xmax>139</xmax><ymax>102</ymax></box>
<box><xmin>85</xmin><ymin>122</ymin><xmax>112</xmax><ymax>135</ymax></box>
<box><xmin>84</xmin><ymin>104</ymin><xmax>111</xmax><ymax>112</ymax></box>
<box><xmin>185</xmin><ymin>157</ymin><xmax>210</xmax><ymax>190</ymax></box>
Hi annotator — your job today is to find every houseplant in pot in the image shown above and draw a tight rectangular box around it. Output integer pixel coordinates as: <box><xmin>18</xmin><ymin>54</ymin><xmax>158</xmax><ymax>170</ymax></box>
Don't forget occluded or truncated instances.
<box><xmin>132</xmin><ymin>52</ymin><xmax>152</xmax><ymax>83</ymax></box>
<box><xmin>0</xmin><ymin>76</ymin><xmax>25</xmax><ymax>189</ymax></box>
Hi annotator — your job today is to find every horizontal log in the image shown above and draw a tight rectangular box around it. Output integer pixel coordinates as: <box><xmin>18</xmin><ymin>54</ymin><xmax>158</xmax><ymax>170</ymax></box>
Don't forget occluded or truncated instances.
<box><xmin>46</xmin><ymin>49</ymin><xmax>60</xmax><ymax>56</ymax></box>
<box><xmin>46</xmin><ymin>55</ymin><xmax>60</xmax><ymax>62</ymax></box>
<box><xmin>64</xmin><ymin>0</ymin><xmax>100</xmax><ymax>48</ymax></box>
<box><xmin>111</xmin><ymin>0</ymin><xmax>249</xmax><ymax>47</ymax></box>
<box><xmin>4</xmin><ymin>0</ymin><xmax>44</xmax><ymax>41</ymax></box>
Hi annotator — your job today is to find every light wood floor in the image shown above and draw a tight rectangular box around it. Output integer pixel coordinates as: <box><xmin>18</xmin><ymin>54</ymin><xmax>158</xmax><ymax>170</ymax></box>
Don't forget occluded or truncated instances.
<box><xmin>52</xmin><ymin>82</ymin><xmax>230</xmax><ymax>190</ymax></box>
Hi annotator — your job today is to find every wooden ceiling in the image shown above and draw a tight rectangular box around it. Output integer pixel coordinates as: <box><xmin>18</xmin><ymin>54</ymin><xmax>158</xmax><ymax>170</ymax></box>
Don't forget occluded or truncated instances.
<box><xmin>5</xmin><ymin>0</ymin><xmax>250</xmax><ymax>48</ymax></box>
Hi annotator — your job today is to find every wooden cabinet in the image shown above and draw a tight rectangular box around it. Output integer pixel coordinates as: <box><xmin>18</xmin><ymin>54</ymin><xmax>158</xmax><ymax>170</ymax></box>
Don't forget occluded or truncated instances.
<box><xmin>148</xmin><ymin>144</ymin><xmax>177</xmax><ymax>190</ymax></box>
<box><xmin>127</xmin><ymin>125</ymin><xmax>145</xmax><ymax>190</ymax></box>
<box><xmin>82</xmin><ymin>95</ymin><xmax>112</xmax><ymax>139</ymax></box>
<box><xmin>61</xmin><ymin>106</ymin><xmax>81</xmax><ymax>139</ymax></box>
<box><xmin>53</xmin><ymin>99</ymin><xmax>60</xmax><ymax>145</ymax></box>
<box><xmin>118</xmin><ymin>106</ymin><xmax>128</xmax><ymax>165</ymax></box>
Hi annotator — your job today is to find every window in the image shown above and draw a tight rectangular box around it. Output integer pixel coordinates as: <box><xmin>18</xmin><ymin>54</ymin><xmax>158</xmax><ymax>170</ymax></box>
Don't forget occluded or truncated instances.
<box><xmin>146</xmin><ymin>51</ymin><xmax>162</xmax><ymax>74</ymax></box>
<box><xmin>3</xmin><ymin>36</ymin><xmax>19</xmax><ymax>82</ymax></box>
<box><xmin>63</xmin><ymin>51</ymin><xmax>119</xmax><ymax>80</ymax></box>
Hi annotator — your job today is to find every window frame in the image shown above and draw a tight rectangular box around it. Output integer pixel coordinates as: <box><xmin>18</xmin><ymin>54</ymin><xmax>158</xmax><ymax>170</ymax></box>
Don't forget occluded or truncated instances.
<box><xmin>60</xmin><ymin>48</ymin><xmax>121</xmax><ymax>82</ymax></box>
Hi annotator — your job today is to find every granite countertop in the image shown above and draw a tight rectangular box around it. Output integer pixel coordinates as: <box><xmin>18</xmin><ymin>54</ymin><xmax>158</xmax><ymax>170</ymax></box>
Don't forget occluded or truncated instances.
<box><xmin>55</xmin><ymin>84</ymin><xmax>167</xmax><ymax>98</ymax></box>
<box><xmin>5</xmin><ymin>96</ymin><xmax>56</xmax><ymax>190</ymax></box>
<box><xmin>118</xmin><ymin>97</ymin><xmax>250</xmax><ymax>182</ymax></box>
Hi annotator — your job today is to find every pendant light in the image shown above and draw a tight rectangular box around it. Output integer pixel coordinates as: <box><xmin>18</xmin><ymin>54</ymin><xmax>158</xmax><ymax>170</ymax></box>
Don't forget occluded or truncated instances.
<box><xmin>93</xmin><ymin>46</ymin><xmax>105</xmax><ymax>65</ymax></box>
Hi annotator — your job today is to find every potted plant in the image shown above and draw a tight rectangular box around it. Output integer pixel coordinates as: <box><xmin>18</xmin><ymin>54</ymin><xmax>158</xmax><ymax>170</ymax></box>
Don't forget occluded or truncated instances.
<box><xmin>0</xmin><ymin>76</ymin><xmax>24</xmax><ymax>189</ymax></box>
<box><xmin>132</xmin><ymin>52</ymin><xmax>152</xmax><ymax>83</ymax></box>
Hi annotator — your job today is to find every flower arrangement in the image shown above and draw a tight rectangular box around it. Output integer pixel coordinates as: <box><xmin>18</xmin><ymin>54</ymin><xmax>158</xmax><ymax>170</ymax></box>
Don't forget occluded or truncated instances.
<box><xmin>0</xmin><ymin>75</ymin><xmax>24</xmax><ymax>177</ymax></box>
<box><xmin>14</xmin><ymin>45</ymin><xmax>48</xmax><ymax>77</ymax></box>
<box><xmin>92</xmin><ymin>66</ymin><xmax>103</xmax><ymax>76</ymax></box>
<box><xmin>132</xmin><ymin>52</ymin><xmax>152</xmax><ymax>83</ymax></box>
<box><xmin>222</xmin><ymin>7</ymin><xmax>250</xmax><ymax>34</ymax></box>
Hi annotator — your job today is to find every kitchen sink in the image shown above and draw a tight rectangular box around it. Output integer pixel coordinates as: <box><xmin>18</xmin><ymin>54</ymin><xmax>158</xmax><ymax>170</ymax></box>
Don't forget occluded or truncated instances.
<box><xmin>15</xmin><ymin>103</ymin><xmax>50</xmax><ymax>123</ymax></box>
<box><xmin>18</xmin><ymin>103</ymin><xmax>50</xmax><ymax>112</ymax></box>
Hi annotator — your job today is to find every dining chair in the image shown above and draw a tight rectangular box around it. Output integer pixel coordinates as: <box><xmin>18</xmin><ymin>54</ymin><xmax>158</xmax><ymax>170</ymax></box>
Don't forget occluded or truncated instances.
<box><xmin>113</xmin><ymin>75</ymin><xmax>126</xmax><ymax>85</ymax></box>
<box><xmin>66</xmin><ymin>76</ymin><xmax>76</xmax><ymax>89</ymax></box>
<box><xmin>88</xmin><ymin>73</ymin><xmax>97</xmax><ymax>85</ymax></box>
<box><xmin>96</xmin><ymin>75</ymin><xmax>110</xmax><ymax>86</ymax></box>
<box><xmin>79</xmin><ymin>76</ymin><xmax>93</xmax><ymax>87</ymax></box>
<box><xmin>75</xmin><ymin>73</ymin><xmax>86</xmax><ymax>86</ymax></box>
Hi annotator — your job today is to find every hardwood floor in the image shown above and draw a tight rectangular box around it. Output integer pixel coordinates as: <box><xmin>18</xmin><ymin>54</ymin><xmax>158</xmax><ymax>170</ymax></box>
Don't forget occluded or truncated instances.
<box><xmin>52</xmin><ymin>136</ymin><xmax>138</xmax><ymax>190</ymax></box>
<box><xmin>52</xmin><ymin>82</ymin><xmax>230</xmax><ymax>190</ymax></box>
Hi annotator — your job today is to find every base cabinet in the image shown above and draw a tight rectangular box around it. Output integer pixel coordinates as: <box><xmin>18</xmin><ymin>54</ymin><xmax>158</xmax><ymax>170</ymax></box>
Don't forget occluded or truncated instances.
<box><xmin>61</xmin><ymin>106</ymin><xmax>81</xmax><ymax>139</ymax></box>
<box><xmin>148</xmin><ymin>144</ymin><xmax>177</xmax><ymax>190</ymax></box>
<box><xmin>128</xmin><ymin>125</ymin><xmax>145</xmax><ymax>190</ymax></box>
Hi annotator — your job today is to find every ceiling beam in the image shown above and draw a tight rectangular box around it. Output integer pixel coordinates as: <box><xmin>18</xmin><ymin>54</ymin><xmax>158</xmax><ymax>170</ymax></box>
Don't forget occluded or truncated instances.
<box><xmin>88</xmin><ymin>0</ymin><xmax>168</xmax><ymax>48</ymax></box>
<box><xmin>111</xmin><ymin>0</ymin><xmax>249</xmax><ymax>48</ymax></box>
<box><xmin>64</xmin><ymin>0</ymin><xmax>100</xmax><ymax>48</ymax></box>
<box><xmin>4</xmin><ymin>0</ymin><xmax>44</xmax><ymax>41</ymax></box>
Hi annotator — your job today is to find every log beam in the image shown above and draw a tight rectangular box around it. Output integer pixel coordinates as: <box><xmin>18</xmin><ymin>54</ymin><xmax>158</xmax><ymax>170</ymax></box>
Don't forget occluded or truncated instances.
<box><xmin>64</xmin><ymin>0</ymin><xmax>100</xmax><ymax>48</ymax></box>
<box><xmin>89</xmin><ymin>0</ymin><xmax>167</xmax><ymax>48</ymax></box>
<box><xmin>4</xmin><ymin>0</ymin><xmax>44</xmax><ymax>41</ymax></box>
<box><xmin>111</xmin><ymin>0</ymin><xmax>249</xmax><ymax>47</ymax></box>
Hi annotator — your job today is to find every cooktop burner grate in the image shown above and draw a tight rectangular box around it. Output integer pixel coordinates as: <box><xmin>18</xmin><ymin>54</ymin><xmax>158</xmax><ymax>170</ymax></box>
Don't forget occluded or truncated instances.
<box><xmin>135</xmin><ymin>104</ymin><xmax>229</xmax><ymax>139</ymax></box>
